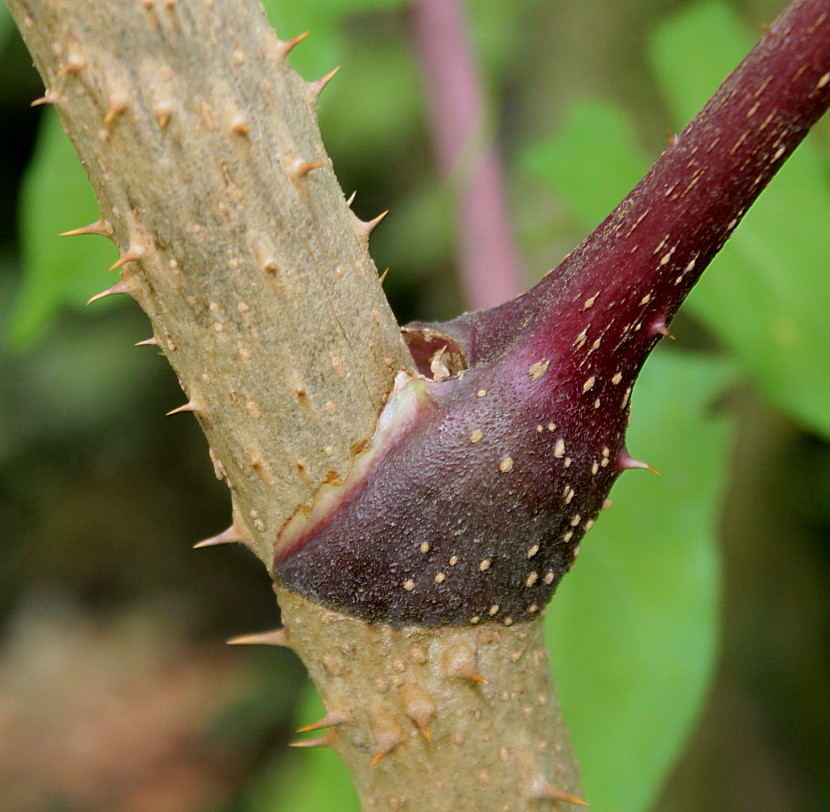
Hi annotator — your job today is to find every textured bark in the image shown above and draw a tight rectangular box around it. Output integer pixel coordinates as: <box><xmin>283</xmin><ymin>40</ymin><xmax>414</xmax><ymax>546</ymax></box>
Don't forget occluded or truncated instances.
<box><xmin>277</xmin><ymin>587</ymin><xmax>582</xmax><ymax>812</ymax></box>
<box><xmin>9</xmin><ymin>0</ymin><xmax>413</xmax><ymax>567</ymax></box>
<box><xmin>7</xmin><ymin>0</ymin><xmax>582</xmax><ymax>808</ymax></box>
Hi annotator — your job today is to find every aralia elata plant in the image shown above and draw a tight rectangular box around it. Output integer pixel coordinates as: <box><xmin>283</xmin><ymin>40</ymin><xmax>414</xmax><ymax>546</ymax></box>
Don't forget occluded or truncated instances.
<box><xmin>8</xmin><ymin>0</ymin><xmax>830</xmax><ymax>809</ymax></box>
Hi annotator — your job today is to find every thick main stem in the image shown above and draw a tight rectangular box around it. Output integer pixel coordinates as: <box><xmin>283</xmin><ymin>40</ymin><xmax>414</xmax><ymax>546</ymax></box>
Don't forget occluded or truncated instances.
<box><xmin>7</xmin><ymin>0</ymin><xmax>582</xmax><ymax>808</ymax></box>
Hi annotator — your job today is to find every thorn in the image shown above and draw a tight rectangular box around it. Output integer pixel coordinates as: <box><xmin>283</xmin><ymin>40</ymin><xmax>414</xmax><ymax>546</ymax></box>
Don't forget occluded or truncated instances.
<box><xmin>154</xmin><ymin>102</ymin><xmax>174</xmax><ymax>129</ymax></box>
<box><xmin>288</xmin><ymin>157</ymin><xmax>324</xmax><ymax>182</ymax></box>
<box><xmin>135</xmin><ymin>337</ymin><xmax>160</xmax><ymax>347</ymax></box>
<box><xmin>617</xmin><ymin>448</ymin><xmax>661</xmax><ymax>476</ymax></box>
<box><xmin>276</xmin><ymin>30</ymin><xmax>310</xmax><ymax>58</ymax></box>
<box><xmin>398</xmin><ymin>683</ymin><xmax>436</xmax><ymax>742</ymax></box>
<box><xmin>230</xmin><ymin>116</ymin><xmax>250</xmax><ymax>135</ymax></box>
<box><xmin>104</xmin><ymin>90</ymin><xmax>130</xmax><ymax>124</ymax></box>
<box><xmin>442</xmin><ymin>643</ymin><xmax>488</xmax><ymax>684</ymax></box>
<box><xmin>31</xmin><ymin>91</ymin><xmax>57</xmax><ymax>107</ymax></box>
<box><xmin>227</xmin><ymin>628</ymin><xmax>291</xmax><ymax>647</ymax></box>
<box><xmin>346</xmin><ymin>190</ymin><xmax>357</xmax><ymax>207</ymax></box>
<box><xmin>166</xmin><ymin>399</ymin><xmax>199</xmax><ymax>416</ymax></box>
<box><xmin>529</xmin><ymin>779</ymin><xmax>588</xmax><ymax>806</ymax></box>
<box><xmin>379</xmin><ymin>268</ymin><xmax>389</xmax><ymax>284</ymax></box>
<box><xmin>369</xmin><ymin>716</ymin><xmax>403</xmax><ymax>767</ymax></box>
<box><xmin>650</xmin><ymin>320</ymin><xmax>676</xmax><ymax>340</ymax></box>
<box><xmin>193</xmin><ymin>525</ymin><xmax>243</xmax><ymax>549</ymax></box>
<box><xmin>108</xmin><ymin>244</ymin><xmax>144</xmax><ymax>272</ymax></box>
<box><xmin>60</xmin><ymin>219</ymin><xmax>112</xmax><ymax>238</ymax></box>
<box><xmin>307</xmin><ymin>66</ymin><xmax>340</xmax><ymax>106</ymax></box>
<box><xmin>55</xmin><ymin>53</ymin><xmax>86</xmax><ymax>78</ymax></box>
<box><xmin>87</xmin><ymin>280</ymin><xmax>131</xmax><ymax>305</ymax></box>
<box><xmin>296</xmin><ymin>711</ymin><xmax>348</xmax><ymax>734</ymax></box>
<box><xmin>289</xmin><ymin>735</ymin><xmax>330</xmax><ymax>749</ymax></box>
<box><xmin>353</xmin><ymin>210</ymin><xmax>389</xmax><ymax>247</ymax></box>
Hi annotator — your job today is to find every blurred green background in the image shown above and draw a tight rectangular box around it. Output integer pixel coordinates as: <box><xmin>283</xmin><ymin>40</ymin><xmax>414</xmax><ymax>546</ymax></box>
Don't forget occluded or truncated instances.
<box><xmin>1</xmin><ymin>0</ymin><xmax>829</xmax><ymax>810</ymax></box>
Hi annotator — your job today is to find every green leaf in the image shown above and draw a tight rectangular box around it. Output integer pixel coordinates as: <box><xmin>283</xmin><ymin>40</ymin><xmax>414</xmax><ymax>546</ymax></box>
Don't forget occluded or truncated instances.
<box><xmin>8</xmin><ymin>110</ymin><xmax>118</xmax><ymax>348</ymax></box>
<box><xmin>519</xmin><ymin>99</ymin><xmax>648</xmax><ymax>231</ymax></box>
<box><xmin>546</xmin><ymin>349</ymin><xmax>733</xmax><ymax>812</ymax></box>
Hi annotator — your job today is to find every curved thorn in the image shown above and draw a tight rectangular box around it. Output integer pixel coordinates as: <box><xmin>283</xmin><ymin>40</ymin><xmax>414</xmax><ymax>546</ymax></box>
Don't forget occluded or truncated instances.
<box><xmin>529</xmin><ymin>779</ymin><xmax>588</xmax><ymax>806</ymax></box>
<box><xmin>617</xmin><ymin>448</ymin><xmax>661</xmax><ymax>476</ymax></box>
<box><xmin>166</xmin><ymin>399</ymin><xmax>199</xmax><ymax>416</ymax></box>
<box><xmin>650</xmin><ymin>320</ymin><xmax>676</xmax><ymax>340</ymax></box>
<box><xmin>87</xmin><ymin>280</ymin><xmax>131</xmax><ymax>305</ymax></box>
<box><xmin>193</xmin><ymin>525</ymin><xmax>242</xmax><ymax>549</ymax></box>
<box><xmin>31</xmin><ymin>91</ymin><xmax>58</xmax><ymax>107</ymax></box>
<box><xmin>108</xmin><ymin>245</ymin><xmax>144</xmax><ymax>272</ymax></box>
<box><xmin>135</xmin><ymin>337</ymin><xmax>160</xmax><ymax>347</ymax></box>
<box><xmin>296</xmin><ymin>711</ymin><xmax>349</xmax><ymax>734</ymax></box>
<box><xmin>227</xmin><ymin>628</ymin><xmax>290</xmax><ymax>647</ymax></box>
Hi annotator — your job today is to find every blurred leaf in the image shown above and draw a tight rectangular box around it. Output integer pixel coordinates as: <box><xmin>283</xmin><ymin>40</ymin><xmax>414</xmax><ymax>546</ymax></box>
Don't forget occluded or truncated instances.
<box><xmin>519</xmin><ymin>99</ymin><xmax>648</xmax><ymax>230</ymax></box>
<box><xmin>546</xmin><ymin>349</ymin><xmax>733</xmax><ymax>812</ymax></box>
<box><xmin>8</xmin><ymin>110</ymin><xmax>118</xmax><ymax>348</ymax></box>
<box><xmin>248</xmin><ymin>681</ymin><xmax>359</xmax><ymax>812</ymax></box>
<box><xmin>519</xmin><ymin>0</ymin><xmax>830</xmax><ymax>440</ymax></box>
<box><xmin>0</xmin><ymin>4</ymin><xmax>13</xmax><ymax>49</ymax></box>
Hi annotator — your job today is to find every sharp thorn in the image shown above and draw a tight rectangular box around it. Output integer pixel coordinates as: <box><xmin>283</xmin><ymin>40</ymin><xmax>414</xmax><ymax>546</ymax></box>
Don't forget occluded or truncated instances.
<box><xmin>193</xmin><ymin>525</ymin><xmax>243</xmax><ymax>549</ymax></box>
<box><xmin>288</xmin><ymin>157</ymin><xmax>324</xmax><ymax>182</ymax></box>
<box><xmin>277</xmin><ymin>30</ymin><xmax>310</xmax><ymax>57</ymax></box>
<box><xmin>227</xmin><ymin>628</ymin><xmax>290</xmax><ymax>647</ymax></box>
<box><xmin>650</xmin><ymin>320</ymin><xmax>676</xmax><ymax>340</ymax></box>
<box><xmin>346</xmin><ymin>190</ymin><xmax>357</xmax><ymax>207</ymax></box>
<box><xmin>289</xmin><ymin>735</ymin><xmax>330</xmax><ymax>749</ymax></box>
<box><xmin>60</xmin><ymin>219</ymin><xmax>112</xmax><ymax>238</ymax></box>
<box><xmin>108</xmin><ymin>245</ymin><xmax>144</xmax><ymax>272</ymax></box>
<box><xmin>31</xmin><ymin>91</ymin><xmax>57</xmax><ymax>107</ymax></box>
<box><xmin>166</xmin><ymin>399</ymin><xmax>199</xmax><ymax>416</ymax></box>
<box><xmin>87</xmin><ymin>280</ymin><xmax>131</xmax><ymax>305</ymax></box>
<box><xmin>307</xmin><ymin>66</ymin><xmax>340</xmax><ymax>105</ymax></box>
<box><xmin>296</xmin><ymin>711</ymin><xmax>348</xmax><ymax>734</ymax></box>
<box><xmin>530</xmin><ymin>779</ymin><xmax>588</xmax><ymax>806</ymax></box>
<box><xmin>618</xmin><ymin>448</ymin><xmax>660</xmax><ymax>476</ymax></box>
<box><xmin>366</xmin><ymin>210</ymin><xmax>389</xmax><ymax>233</ymax></box>
<box><xmin>379</xmin><ymin>268</ymin><xmax>390</xmax><ymax>284</ymax></box>
<box><xmin>135</xmin><ymin>337</ymin><xmax>160</xmax><ymax>347</ymax></box>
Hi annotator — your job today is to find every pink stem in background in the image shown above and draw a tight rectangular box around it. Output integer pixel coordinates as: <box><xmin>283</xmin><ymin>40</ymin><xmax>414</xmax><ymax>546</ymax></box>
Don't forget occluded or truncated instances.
<box><xmin>409</xmin><ymin>0</ymin><xmax>524</xmax><ymax>309</ymax></box>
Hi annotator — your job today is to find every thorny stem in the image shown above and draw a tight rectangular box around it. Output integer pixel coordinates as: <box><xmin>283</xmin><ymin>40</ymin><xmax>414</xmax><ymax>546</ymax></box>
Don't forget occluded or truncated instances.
<box><xmin>7</xmin><ymin>0</ymin><xmax>830</xmax><ymax>810</ymax></box>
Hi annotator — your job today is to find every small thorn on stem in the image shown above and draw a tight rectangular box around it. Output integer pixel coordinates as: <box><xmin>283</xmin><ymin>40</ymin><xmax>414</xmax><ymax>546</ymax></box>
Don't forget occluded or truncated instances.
<box><xmin>296</xmin><ymin>711</ymin><xmax>349</xmax><ymax>734</ymax></box>
<box><xmin>288</xmin><ymin>156</ymin><xmax>324</xmax><ymax>182</ymax></box>
<box><xmin>307</xmin><ymin>66</ymin><xmax>340</xmax><ymax>106</ymax></box>
<box><xmin>60</xmin><ymin>219</ymin><xmax>113</xmax><ymax>238</ymax></box>
<box><xmin>379</xmin><ymin>268</ymin><xmax>390</xmax><ymax>285</ymax></box>
<box><xmin>31</xmin><ymin>91</ymin><xmax>57</xmax><ymax>107</ymax></box>
<box><xmin>108</xmin><ymin>244</ymin><xmax>145</xmax><ymax>272</ymax></box>
<box><xmin>528</xmin><ymin>778</ymin><xmax>588</xmax><ymax>806</ymax></box>
<box><xmin>193</xmin><ymin>525</ymin><xmax>243</xmax><ymax>549</ymax></box>
<box><xmin>166</xmin><ymin>399</ymin><xmax>199</xmax><ymax>416</ymax></box>
<box><xmin>442</xmin><ymin>643</ymin><xmax>488</xmax><ymax>684</ymax></box>
<box><xmin>135</xmin><ymin>337</ymin><xmax>160</xmax><ymax>347</ymax></box>
<box><xmin>353</xmin><ymin>210</ymin><xmax>389</xmax><ymax>248</ymax></box>
<box><xmin>346</xmin><ymin>190</ymin><xmax>357</xmax><ymax>207</ymax></box>
<box><xmin>617</xmin><ymin>448</ymin><xmax>661</xmax><ymax>476</ymax></box>
<box><xmin>289</xmin><ymin>734</ymin><xmax>330</xmax><ymax>749</ymax></box>
<box><xmin>87</xmin><ymin>280</ymin><xmax>131</xmax><ymax>305</ymax></box>
<box><xmin>227</xmin><ymin>628</ymin><xmax>291</xmax><ymax>647</ymax></box>
<box><xmin>650</xmin><ymin>320</ymin><xmax>676</xmax><ymax>340</ymax></box>
<box><xmin>276</xmin><ymin>30</ymin><xmax>310</xmax><ymax>58</ymax></box>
